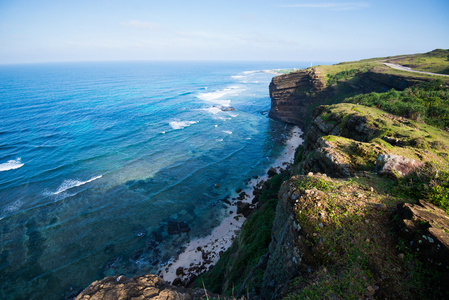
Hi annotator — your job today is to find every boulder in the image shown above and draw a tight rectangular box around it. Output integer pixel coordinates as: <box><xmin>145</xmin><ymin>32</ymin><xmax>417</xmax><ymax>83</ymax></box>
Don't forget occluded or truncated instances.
<box><xmin>376</xmin><ymin>154</ymin><xmax>424</xmax><ymax>178</ymax></box>
<box><xmin>236</xmin><ymin>201</ymin><xmax>253</xmax><ymax>218</ymax></box>
<box><xmin>267</xmin><ymin>167</ymin><xmax>277</xmax><ymax>177</ymax></box>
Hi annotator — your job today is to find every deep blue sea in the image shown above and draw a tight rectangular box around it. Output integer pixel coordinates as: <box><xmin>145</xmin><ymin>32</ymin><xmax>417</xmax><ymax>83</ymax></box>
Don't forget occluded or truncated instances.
<box><xmin>0</xmin><ymin>61</ymin><xmax>310</xmax><ymax>299</ymax></box>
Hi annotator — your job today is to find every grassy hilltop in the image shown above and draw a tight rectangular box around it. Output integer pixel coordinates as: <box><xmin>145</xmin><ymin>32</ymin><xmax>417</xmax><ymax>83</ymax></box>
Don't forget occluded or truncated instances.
<box><xmin>197</xmin><ymin>50</ymin><xmax>449</xmax><ymax>299</ymax></box>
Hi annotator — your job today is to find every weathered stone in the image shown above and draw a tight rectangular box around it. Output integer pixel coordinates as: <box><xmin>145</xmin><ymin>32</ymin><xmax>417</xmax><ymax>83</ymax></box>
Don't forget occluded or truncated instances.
<box><xmin>314</xmin><ymin>137</ymin><xmax>353</xmax><ymax>178</ymax></box>
<box><xmin>267</xmin><ymin>167</ymin><xmax>277</xmax><ymax>177</ymax></box>
<box><xmin>236</xmin><ymin>201</ymin><xmax>253</xmax><ymax>218</ymax></box>
<box><xmin>396</xmin><ymin>200</ymin><xmax>449</xmax><ymax>267</ymax></box>
<box><xmin>376</xmin><ymin>154</ymin><xmax>424</xmax><ymax>178</ymax></box>
<box><xmin>75</xmin><ymin>275</ymin><xmax>218</xmax><ymax>300</ymax></box>
<box><xmin>268</xmin><ymin>69</ymin><xmax>326</xmax><ymax>126</ymax></box>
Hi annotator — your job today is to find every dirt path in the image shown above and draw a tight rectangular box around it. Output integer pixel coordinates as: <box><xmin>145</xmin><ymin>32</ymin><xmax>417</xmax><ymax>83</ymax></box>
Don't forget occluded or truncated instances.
<box><xmin>383</xmin><ymin>62</ymin><xmax>449</xmax><ymax>77</ymax></box>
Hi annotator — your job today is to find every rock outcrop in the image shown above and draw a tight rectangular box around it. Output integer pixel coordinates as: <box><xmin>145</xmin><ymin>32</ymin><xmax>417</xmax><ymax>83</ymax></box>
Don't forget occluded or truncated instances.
<box><xmin>396</xmin><ymin>200</ymin><xmax>449</xmax><ymax>268</ymax></box>
<box><xmin>268</xmin><ymin>69</ymin><xmax>326</xmax><ymax>126</ymax></box>
<box><xmin>376</xmin><ymin>154</ymin><xmax>424</xmax><ymax>178</ymax></box>
<box><xmin>268</xmin><ymin>68</ymin><xmax>432</xmax><ymax>127</ymax></box>
<box><xmin>260</xmin><ymin>177</ymin><xmax>304</xmax><ymax>299</ymax></box>
<box><xmin>75</xmin><ymin>275</ymin><xmax>218</xmax><ymax>300</ymax></box>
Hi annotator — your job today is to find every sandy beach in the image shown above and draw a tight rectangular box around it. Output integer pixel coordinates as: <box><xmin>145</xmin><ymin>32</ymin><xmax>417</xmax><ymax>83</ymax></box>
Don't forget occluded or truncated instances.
<box><xmin>158</xmin><ymin>126</ymin><xmax>303</xmax><ymax>284</ymax></box>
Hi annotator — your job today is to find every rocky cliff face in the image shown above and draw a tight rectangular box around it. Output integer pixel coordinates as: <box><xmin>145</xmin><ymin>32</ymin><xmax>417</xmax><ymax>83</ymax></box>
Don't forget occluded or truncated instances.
<box><xmin>268</xmin><ymin>69</ymin><xmax>326</xmax><ymax>127</ymax></box>
<box><xmin>268</xmin><ymin>68</ymin><xmax>431</xmax><ymax>127</ymax></box>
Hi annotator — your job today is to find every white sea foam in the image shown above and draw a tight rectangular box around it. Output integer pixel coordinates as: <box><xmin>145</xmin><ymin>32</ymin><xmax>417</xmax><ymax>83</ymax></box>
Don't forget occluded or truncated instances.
<box><xmin>196</xmin><ymin>86</ymin><xmax>245</xmax><ymax>106</ymax></box>
<box><xmin>243</xmin><ymin>70</ymin><xmax>258</xmax><ymax>75</ymax></box>
<box><xmin>0</xmin><ymin>158</ymin><xmax>24</xmax><ymax>172</ymax></box>
<box><xmin>217</xmin><ymin>116</ymin><xmax>231</xmax><ymax>121</ymax></box>
<box><xmin>5</xmin><ymin>199</ymin><xmax>23</xmax><ymax>212</ymax></box>
<box><xmin>202</xmin><ymin>106</ymin><xmax>222</xmax><ymax>115</ymax></box>
<box><xmin>53</xmin><ymin>175</ymin><xmax>102</xmax><ymax>195</ymax></box>
<box><xmin>223</xmin><ymin>131</ymin><xmax>232</xmax><ymax>135</ymax></box>
<box><xmin>169</xmin><ymin>121</ymin><xmax>198</xmax><ymax>130</ymax></box>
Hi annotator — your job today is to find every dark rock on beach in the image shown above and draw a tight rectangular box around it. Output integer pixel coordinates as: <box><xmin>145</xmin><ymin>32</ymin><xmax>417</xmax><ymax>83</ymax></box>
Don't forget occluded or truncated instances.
<box><xmin>268</xmin><ymin>167</ymin><xmax>277</xmax><ymax>177</ymax></box>
<box><xmin>236</xmin><ymin>201</ymin><xmax>253</xmax><ymax>218</ymax></box>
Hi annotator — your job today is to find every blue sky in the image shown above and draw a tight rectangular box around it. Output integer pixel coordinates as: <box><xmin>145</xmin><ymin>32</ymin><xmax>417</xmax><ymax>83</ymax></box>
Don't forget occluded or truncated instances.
<box><xmin>0</xmin><ymin>0</ymin><xmax>448</xmax><ymax>64</ymax></box>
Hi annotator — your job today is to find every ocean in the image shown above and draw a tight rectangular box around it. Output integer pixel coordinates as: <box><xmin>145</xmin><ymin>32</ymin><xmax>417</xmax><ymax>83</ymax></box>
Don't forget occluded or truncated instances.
<box><xmin>0</xmin><ymin>61</ymin><xmax>309</xmax><ymax>299</ymax></box>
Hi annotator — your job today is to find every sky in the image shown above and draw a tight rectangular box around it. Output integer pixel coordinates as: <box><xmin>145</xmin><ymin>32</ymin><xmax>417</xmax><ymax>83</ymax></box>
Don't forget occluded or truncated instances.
<box><xmin>0</xmin><ymin>0</ymin><xmax>448</xmax><ymax>64</ymax></box>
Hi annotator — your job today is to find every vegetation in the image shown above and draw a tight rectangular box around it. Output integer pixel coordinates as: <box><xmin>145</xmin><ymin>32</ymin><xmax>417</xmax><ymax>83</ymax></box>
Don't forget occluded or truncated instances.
<box><xmin>197</xmin><ymin>173</ymin><xmax>288</xmax><ymax>296</ymax></box>
<box><xmin>327</xmin><ymin>69</ymin><xmax>360</xmax><ymax>85</ymax></box>
<box><xmin>199</xmin><ymin>50</ymin><xmax>449</xmax><ymax>299</ymax></box>
<box><xmin>399</xmin><ymin>163</ymin><xmax>449</xmax><ymax>214</ymax></box>
<box><xmin>387</xmin><ymin>49</ymin><xmax>449</xmax><ymax>75</ymax></box>
<box><xmin>344</xmin><ymin>80</ymin><xmax>449</xmax><ymax>129</ymax></box>
<box><xmin>285</xmin><ymin>173</ymin><xmax>447</xmax><ymax>299</ymax></box>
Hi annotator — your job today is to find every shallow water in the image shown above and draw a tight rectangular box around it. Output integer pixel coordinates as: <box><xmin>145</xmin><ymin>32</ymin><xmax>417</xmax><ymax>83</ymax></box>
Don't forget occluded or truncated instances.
<box><xmin>0</xmin><ymin>61</ymin><xmax>309</xmax><ymax>299</ymax></box>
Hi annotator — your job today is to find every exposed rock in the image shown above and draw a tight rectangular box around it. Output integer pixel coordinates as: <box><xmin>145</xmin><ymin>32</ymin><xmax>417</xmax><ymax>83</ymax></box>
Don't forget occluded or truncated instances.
<box><xmin>345</xmin><ymin>114</ymin><xmax>379</xmax><ymax>142</ymax></box>
<box><xmin>221</xmin><ymin>106</ymin><xmax>235</xmax><ymax>111</ymax></box>
<box><xmin>75</xmin><ymin>275</ymin><xmax>217</xmax><ymax>300</ymax></box>
<box><xmin>236</xmin><ymin>201</ymin><xmax>253</xmax><ymax>218</ymax></box>
<box><xmin>376</xmin><ymin>154</ymin><xmax>424</xmax><ymax>178</ymax></box>
<box><xmin>267</xmin><ymin>167</ymin><xmax>277</xmax><ymax>177</ymax></box>
<box><xmin>268</xmin><ymin>69</ymin><xmax>326</xmax><ymax>126</ymax></box>
<box><xmin>268</xmin><ymin>67</ymin><xmax>431</xmax><ymax>127</ymax></box>
<box><xmin>261</xmin><ymin>176</ymin><xmax>305</xmax><ymax>299</ymax></box>
<box><xmin>313</xmin><ymin>137</ymin><xmax>353</xmax><ymax>178</ymax></box>
<box><xmin>396</xmin><ymin>200</ymin><xmax>449</xmax><ymax>268</ymax></box>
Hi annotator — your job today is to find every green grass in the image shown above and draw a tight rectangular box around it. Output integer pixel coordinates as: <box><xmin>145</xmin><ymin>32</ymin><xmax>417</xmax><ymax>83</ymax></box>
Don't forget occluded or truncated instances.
<box><xmin>284</xmin><ymin>174</ymin><xmax>447</xmax><ymax>299</ymax></box>
<box><xmin>344</xmin><ymin>80</ymin><xmax>449</xmax><ymax>129</ymax></box>
<box><xmin>197</xmin><ymin>173</ymin><xmax>289</xmax><ymax>295</ymax></box>
<box><xmin>387</xmin><ymin>49</ymin><xmax>449</xmax><ymax>75</ymax></box>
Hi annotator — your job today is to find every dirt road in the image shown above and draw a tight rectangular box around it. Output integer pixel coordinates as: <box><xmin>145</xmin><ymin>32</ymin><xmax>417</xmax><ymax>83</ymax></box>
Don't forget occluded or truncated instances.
<box><xmin>383</xmin><ymin>62</ymin><xmax>449</xmax><ymax>77</ymax></box>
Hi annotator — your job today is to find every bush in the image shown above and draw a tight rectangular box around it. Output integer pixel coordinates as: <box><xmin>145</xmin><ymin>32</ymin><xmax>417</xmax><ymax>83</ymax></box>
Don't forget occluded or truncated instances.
<box><xmin>344</xmin><ymin>80</ymin><xmax>449</xmax><ymax>129</ymax></box>
<box><xmin>399</xmin><ymin>163</ymin><xmax>449</xmax><ymax>214</ymax></box>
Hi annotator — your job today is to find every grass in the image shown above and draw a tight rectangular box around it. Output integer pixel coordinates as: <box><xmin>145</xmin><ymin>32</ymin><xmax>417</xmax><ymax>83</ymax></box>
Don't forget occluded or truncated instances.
<box><xmin>197</xmin><ymin>173</ymin><xmax>288</xmax><ymax>296</ymax></box>
<box><xmin>386</xmin><ymin>49</ymin><xmax>449</xmax><ymax>75</ymax></box>
<box><xmin>343</xmin><ymin>80</ymin><xmax>449</xmax><ymax>129</ymax></box>
<box><xmin>284</xmin><ymin>173</ymin><xmax>447</xmax><ymax>299</ymax></box>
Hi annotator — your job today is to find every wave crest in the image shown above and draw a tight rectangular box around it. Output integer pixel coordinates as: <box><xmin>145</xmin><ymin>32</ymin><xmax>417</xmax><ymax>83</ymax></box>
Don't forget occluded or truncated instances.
<box><xmin>0</xmin><ymin>158</ymin><xmax>24</xmax><ymax>172</ymax></box>
<box><xmin>169</xmin><ymin>121</ymin><xmax>198</xmax><ymax>130</ymax></box>
<box><xmin>52</xmin><ymin>175</ymin><xmax>102</xmax><ymax>195</ymax></box>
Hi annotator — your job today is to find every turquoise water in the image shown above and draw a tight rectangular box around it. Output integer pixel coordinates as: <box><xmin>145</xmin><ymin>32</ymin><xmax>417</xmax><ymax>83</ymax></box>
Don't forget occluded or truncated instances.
<box><xmin>0</xmin><ymin>61</ymin><xmax>309</xmax><ymax>299</ymax></box>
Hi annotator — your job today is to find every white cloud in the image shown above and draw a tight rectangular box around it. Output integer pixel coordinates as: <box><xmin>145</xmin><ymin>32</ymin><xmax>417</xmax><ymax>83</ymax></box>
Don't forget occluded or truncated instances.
<box><xmin>280</xmin><ymin>2</ymin><xmax>370</xmax><ymax>11</ymax></box>
<box><xmin>122</xmin><ymin>20</ymin><xmax>162</xmax><ymax>30</ymax></box>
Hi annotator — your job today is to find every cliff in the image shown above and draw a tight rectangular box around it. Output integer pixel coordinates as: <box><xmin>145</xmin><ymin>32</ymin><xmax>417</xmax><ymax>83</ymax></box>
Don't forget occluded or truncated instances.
<box><xmin>200</xmin><ymin>102</ymin><xmax>449</xmax><ymax>299</ymax></box>
<box><xmin>198</xmin><ymin>50</ymin><xmax>449</xmax><ymax>299</ymax></box>
<box><xmin>269</xmin><ymin>50</ymin><xmax>449</xmax><ymax>127</ymax></box>
<box><xmin>76</xmin><ymin>50</ymin><xmax>449</xmax><ymax>299</ymax></box>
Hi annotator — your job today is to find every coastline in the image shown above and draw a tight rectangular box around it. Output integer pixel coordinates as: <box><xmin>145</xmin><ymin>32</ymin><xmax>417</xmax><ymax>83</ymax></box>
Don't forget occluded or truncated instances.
<box><xmin>158</xmin><ymin>126</ymin><xmax>303</xmax><ymax>285</ymax></box>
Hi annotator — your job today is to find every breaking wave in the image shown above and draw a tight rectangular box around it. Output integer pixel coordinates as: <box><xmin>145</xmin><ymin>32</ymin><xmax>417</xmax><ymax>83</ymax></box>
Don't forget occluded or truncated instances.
<box><xmin>0</xmin><ymin>158</ymin><xmax>24</xmax><ymax>172</ymax></box>
<box><xmin>51</xmin><ymin>175</ymin><xmax>103</xmax><ymax>195</ymax></box>
<box><xmin>169</xmin><ymin>121</ymin><xmax>198</xmax><ymax>130</ymax></box>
